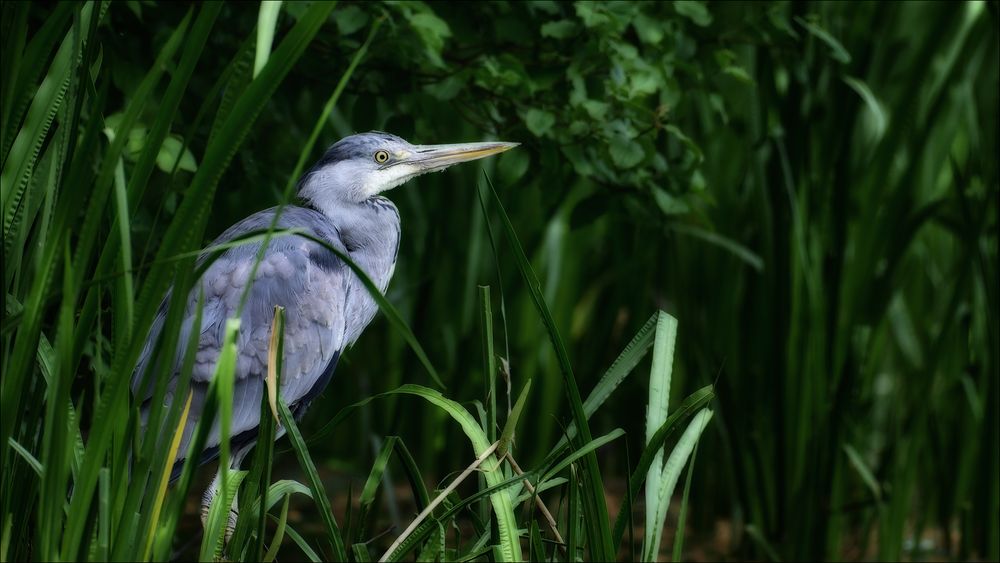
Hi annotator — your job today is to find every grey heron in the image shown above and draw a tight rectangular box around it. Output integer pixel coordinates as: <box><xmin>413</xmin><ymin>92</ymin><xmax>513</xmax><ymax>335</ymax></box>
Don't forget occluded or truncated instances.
<box><xmin>131</xmin><ymin>131</ymin><xmax>517</xmax><ymax>533</ymax></box>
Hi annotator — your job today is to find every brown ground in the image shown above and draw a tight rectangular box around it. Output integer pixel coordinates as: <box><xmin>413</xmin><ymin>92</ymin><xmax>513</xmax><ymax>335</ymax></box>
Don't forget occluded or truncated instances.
<box><xmin>175</xmin><ymin>463</ymin><xmax>972</xmax><ymax>562</ymax></box>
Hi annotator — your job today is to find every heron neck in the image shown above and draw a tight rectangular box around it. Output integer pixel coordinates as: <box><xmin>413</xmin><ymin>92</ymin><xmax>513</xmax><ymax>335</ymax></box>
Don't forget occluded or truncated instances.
<box><xmin>324</xmin><ymin>196</ymin><xmax>401</xmax><ymax>294</ymax></box>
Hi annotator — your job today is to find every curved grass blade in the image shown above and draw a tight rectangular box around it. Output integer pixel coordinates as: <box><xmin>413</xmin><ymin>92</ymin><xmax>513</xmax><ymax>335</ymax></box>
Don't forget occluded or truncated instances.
<box><xmin>482</xmin><ymin>172</ymin><xmax>614</xmax><ymax>559</ymax></box>
<box><xmin>277</xmin><ymin>398</ymin><xmax>348</xmax><ymax>561</ymax></box>
<box><xmin>250</xmin><ymin>479</ymin><xmax>313</xmax><ymax>514</ymax></box>
<box><xmin>497</xmin><ymin>378</ymin><xmax>530</xmax><ymax>458</ymax></box>
<box><xmin>394</xmin><ymin>439</ymin><xmax>430</xmax><ymax>512</ymax></box>
<box><xmin>262</xmin><ymin>493</ymin><xmax>291</xmax><ymax>562</ymax></box>
<box><xmin>384</xmin><ymin>462</ymin><xmax>532</xmax><ymax>562</ymax></box>
<box><xmin>380</xmin><ymin>441</ymin><xmax>499</xmax><ymax>562</ymax></box>
<box><xmin>355</xmin><ymin>436</ymin><xmax>398</xmax><ymax>542</ymax></box>
<box><xmin>645</xmin><ymin>409</ymin><xmax>713</xmax><ymax>561</ymax></box>
<box><xmin>380</xmin><ymin>385</ymin><xmax>521</xmax><ymax>561</ymax></box>
<box><xmin>611</xmin><ymin>385</ymin><xmax>714</xmax><ymax>547</ymax></box>
<box><xmin>540</xmin><ymin>428</ymin><xmax>625</xmax><ymax>485</ymax></box>
<box><xmin>277</xmin><ymin>517</ymin><xmax>323</xmax><ymax>563</ymax></box>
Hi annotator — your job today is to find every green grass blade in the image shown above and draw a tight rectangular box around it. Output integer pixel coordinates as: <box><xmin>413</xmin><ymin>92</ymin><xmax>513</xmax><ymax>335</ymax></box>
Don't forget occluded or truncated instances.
<box><xmin>480</xmin><ymin>285</ymin><xmax>497</xmax><ymax>443</ymax></box>
<box><xmin>672</xmin><ymin>439</ymin><xmax>700</xmax><ymax>562</ymax></box>
<box><xmin>612</xmin><ymin>385</ymin><xmax>714</xmax><ymax>547</ymax></box>
<box><xmin>745</xmin><ymin>524</ymin><xmax>782</xmax><ymax>562</ymax></box>
<box><xmin>254</xmin><ymin>1</ymin><xmax>283</xmax><ymax>78</ymax></box>
<box><xmin>0</xmin><ymin>3</ymin><xmax>84</xmax><ymax>212</ymax></box>
<box><xmin>482</xmin><ymin>172</ymin><xmax>614</xmax><ymax>560</ymax></box>
<box><xmin>646</xmin><ymin>409</ymin><xmax>713</xmax><ymax>561</ymax></box>
<box><xmin>355</xmin><ymin>436</ymin><xmax>399</xmax><ymax>543</ymax></box>
<box><xmin>277</xmin><ymin>398</ymin><xmax>348</xmax><ymax>561</ymax></box>
<box><xmin>37</xmin><ymin>243</ymin><xmax>77</xmax><ymax>559</ymax></box>
<box><xmin>393</xmin><ymin>438</ymin><xmax>430</xmax><ymax>512</ymax></box>
<box><xmin>1</xmin><ymin>3</ymin><xmax>73</xmax><ymax>161</ymax></box>
<box><xmin>262</xmin><ymin>493</ymin><xmax>291</xmax><ymax>562</ymax></box>
<box><xmin>6</xmin><ymin>438</ymin><xmax>42</xmax><ymax>476</ymax></box>
<box><xmin>246</xmin><ymin>480</ymin><xmax>312</xmax><ymax>515</ymax></box>
<box><xmin>141</xmin><ymin>390</ymin><xmax>193</xmax><ymax>561</ymax></box>
<box><xmin>644</xmin><ymin>312</ymin><xmax>678</xmax><ymax>559</ymax></box>
<box><xmin>199</xmin><ymin>318</ymin><xmax>241</xmax><ymax>561</ymax></box>
<box><xmin>552</xmin><ymin>312</ymin><xmax>659</xmax><ymax>454</ymax></box>
<box><xmin>530</xmin><ymin>518</ymin><xmax>546</xmax><ymax>562</ymax></box>
<box><xmin>497</xmin><ymin>378</ymin><xmax>530</xmax><ymax>458</ymax></box>
<box><xmin>567</xmin><ymin>465</ymin><xmax>579</xmax><ymax>563</ymax></box>
<box><xmin>278</xmin><ymin>517</ymin><xmax>323</xmax><ymax>563</ymax></box>
<box><xmin>380</xmin><ymin>384</ymin><xmax>521</xmax><ymax>561</ymax></box>
<box><xmin>384</xmin><ymin>469</ymin><xmax>532</xmax><ymax>562</ymax></box>
<box><xmin>540</xmin><ymin>428</ymin><xmax>625</xmax><ymax>485</ymax></box>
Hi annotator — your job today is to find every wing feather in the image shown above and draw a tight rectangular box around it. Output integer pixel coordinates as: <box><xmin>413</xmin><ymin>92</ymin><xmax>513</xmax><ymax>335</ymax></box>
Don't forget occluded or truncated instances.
<box><xmin>132</xmin><ymin>207</ymin><xmax>350</xmax><ymax>467</ymax></box>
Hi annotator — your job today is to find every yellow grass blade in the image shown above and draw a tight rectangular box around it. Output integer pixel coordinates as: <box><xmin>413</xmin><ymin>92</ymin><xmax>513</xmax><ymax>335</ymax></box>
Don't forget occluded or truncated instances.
<box><xmin>142</xmin><ymin>390</ymin><xmax>193</xmax><ymax>560</ymax></box>
<box><xmin>266</xmin><ymin>305</ymin><xmax>284</xmax><ymax>422</ymax></box>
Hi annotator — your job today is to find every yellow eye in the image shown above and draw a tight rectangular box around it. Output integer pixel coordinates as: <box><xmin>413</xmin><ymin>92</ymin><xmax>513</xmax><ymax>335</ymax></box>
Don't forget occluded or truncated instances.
<box><xmin>374</xmin><ymin>150</ymin><xmax>390</xmax><ymax>164</ymax></box>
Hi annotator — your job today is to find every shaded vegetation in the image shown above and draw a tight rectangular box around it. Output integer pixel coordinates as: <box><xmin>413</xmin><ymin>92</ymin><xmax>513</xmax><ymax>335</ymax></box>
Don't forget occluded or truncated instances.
<box><xmin>1</xmin><ymin>1</ymin><xmax>997</xmax><ymax>561</ymax></box>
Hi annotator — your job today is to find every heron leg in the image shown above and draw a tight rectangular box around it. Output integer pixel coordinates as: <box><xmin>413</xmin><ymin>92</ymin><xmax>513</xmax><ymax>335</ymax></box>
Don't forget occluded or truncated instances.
<box><xmin>200</xmin><ymin>444</ymin><xmax>254</xmax><ymax>544</ymax></box>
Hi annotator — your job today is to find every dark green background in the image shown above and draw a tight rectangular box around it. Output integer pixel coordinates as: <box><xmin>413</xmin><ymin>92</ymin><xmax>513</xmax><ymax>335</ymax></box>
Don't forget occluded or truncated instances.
<box><xmin>3</xmin><ymin>1</ymin><xmax>997</xmax><ymax>560</ymax></box>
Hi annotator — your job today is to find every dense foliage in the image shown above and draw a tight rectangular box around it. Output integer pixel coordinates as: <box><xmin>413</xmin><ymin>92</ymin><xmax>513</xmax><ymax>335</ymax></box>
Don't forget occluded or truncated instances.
<box><xmin>1</xmin><ymin>1</ymin><xmax>997</xmax><ymax>561</ymax></box>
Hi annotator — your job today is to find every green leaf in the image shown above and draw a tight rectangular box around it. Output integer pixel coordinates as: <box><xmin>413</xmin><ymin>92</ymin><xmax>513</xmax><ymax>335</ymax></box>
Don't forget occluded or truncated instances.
<box><xmin>335</xmin><ymin>6</ymin><xmax>369</xmax><ymax>35</ymax></box>
<box><xmin>540</xmin><ymin>428</ymin><xmax>625</xmax><ymax>484</ymax></box>
<box><xmin>524</xmin><ymin>107</ymin><xmax>556</xmax><ymax>137</ymax></box>
<box><xmin>380</xmin><ymin>385</ymin><xmax>522</xmax><ymax>561</ymax></box>
<box><xmin>575</xmin><ymin>3</ymin><xmax>611</xmax><ymax>28</ymax></box>
<box><xmin>277</xmin><ymin>519</ymin><xmax>323</xmax><ymax>562</ymax></box>
<box><xmin>410</xmin><ymin>12</ymin><xmax>452</xmax><ymax>67</ymax></box>
<box><xmin>155</xmin><ymin>135</ymin><xmax>197</xmax><ymax>173</ymax></box>
<box><xmin>540</xmin><ymin>19</ymin><xmax>578</xmax><ymax>39</ymax></box>
<box><xmin>843</xmin><ymin>75</ymin><xmax>887</xmax><ymax>140</ymax></box>
<box><xmin>609</xmin><ymin>135</ymin><xmax>644</xmax><ymax>168</ymax></box>
<box><xmin>669</xmin><ymin>223</ymin><xmax>764</xmax><ymax>272</ymax></box>
<box><xmin>653</xmin><ymin>188</ymin><xmax>691</xmax><ymax>216</ymax></box>
<box><xmin>795</xmin><ymin>16</ymin><xmax>851</xmax><ymax>63</ymax></box>
<box><xmin>674</xmin><ymin>1</ymin><xmax>712</xmax><ymax>27</ymax></box>
<box><xmin>632</xmin><ymin>13</ymin><xmax>664</xmax><ymax>44</ymax></box>
<box><xmin>843</xmin><ymin>444</ymin><xmax>883</xmax><ymax>503</ymax></box>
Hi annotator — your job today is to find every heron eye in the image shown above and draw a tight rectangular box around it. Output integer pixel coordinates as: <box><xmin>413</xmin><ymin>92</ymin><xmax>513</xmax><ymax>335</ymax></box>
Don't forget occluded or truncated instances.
<box><xmin>373</xmin><ymin>150</ymin><xmax>390</xmax><ymax>164</ymax></box>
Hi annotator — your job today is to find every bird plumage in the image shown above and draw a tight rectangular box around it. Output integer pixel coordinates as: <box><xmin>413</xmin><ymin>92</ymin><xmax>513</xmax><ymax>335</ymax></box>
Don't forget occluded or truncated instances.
<box><xmin>130</xmin><ymin>131</ymin><xmax>515</xmax><ymax>498</ymax></box>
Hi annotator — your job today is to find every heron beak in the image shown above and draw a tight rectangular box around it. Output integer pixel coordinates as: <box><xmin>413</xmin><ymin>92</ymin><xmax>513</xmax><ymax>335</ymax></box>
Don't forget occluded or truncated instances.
<box><xmin>406</xmin><ymin>141</ymin><xmax>519</xmax><ymax>172</ymax></box>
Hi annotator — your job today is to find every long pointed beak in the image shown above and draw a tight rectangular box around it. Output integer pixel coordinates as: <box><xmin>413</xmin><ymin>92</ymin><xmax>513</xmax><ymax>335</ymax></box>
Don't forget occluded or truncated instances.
<box><xmin>405</xmin><ymin>141</ymin><xmax>519</xmax><ymax>171</ymax></box>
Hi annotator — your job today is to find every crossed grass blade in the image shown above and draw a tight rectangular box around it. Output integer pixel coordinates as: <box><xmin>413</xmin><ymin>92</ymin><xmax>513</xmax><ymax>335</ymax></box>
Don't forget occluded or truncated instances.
<box><xmin>481</xmin><ymin>172</ymin><xmax>615</xmax><ymax>560</ymax></box>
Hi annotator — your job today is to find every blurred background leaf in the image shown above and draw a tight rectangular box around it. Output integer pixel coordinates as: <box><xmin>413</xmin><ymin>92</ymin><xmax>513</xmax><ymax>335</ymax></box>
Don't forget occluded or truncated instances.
<box><xmin>1</xmin><ymin>1</ymin><xmax>997</xmax><ymax>561</ymax></box>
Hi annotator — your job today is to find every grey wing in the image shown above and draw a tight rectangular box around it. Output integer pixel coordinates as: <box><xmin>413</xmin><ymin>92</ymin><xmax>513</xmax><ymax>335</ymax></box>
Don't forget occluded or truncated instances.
<box><xmin>132</xmin><ymin>216</ymin><xmax>349</xmax><ymax>466</ymax></box>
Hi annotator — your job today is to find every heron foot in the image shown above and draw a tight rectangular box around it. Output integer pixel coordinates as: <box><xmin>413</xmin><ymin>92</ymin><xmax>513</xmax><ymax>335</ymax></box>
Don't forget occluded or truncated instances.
<box><xmin>200</xmin><ymin>472</ymin><xmax>240</xmax><ymax>544</ymax></box>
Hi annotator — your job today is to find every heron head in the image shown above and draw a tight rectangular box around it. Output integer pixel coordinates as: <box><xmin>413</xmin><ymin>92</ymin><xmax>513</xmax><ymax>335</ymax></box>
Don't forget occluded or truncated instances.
<box><xmin>298</xmin><ymin>131</ymin><xmax>518</xmax><ymax>205</ymax></box>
